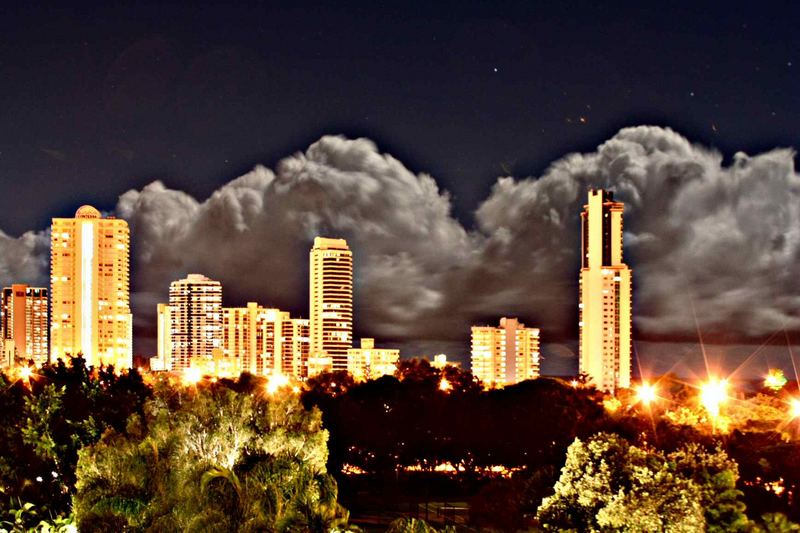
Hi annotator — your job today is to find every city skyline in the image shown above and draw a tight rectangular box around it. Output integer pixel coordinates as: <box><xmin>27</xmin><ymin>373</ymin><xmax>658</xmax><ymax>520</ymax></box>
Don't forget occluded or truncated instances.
<box><xmin>2</xmin><ymin>139</ymin><xmax>800</xmax><ymax>380</ymax></box>
<box><xmin>3</xmin><ymin>3</ymin><xmax>800</xmax><ymax>530</ymax></box>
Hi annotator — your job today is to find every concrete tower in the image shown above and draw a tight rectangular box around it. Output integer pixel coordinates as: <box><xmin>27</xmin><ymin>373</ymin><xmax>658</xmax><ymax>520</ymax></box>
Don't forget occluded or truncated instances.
<box><xmin>309</xmin><ymin>237</ymin><xmax>353</xmax><ymax>371</ymax></box>
<box><xmin>50</xmin><ymin>205</ymin><xmax>132</xmax><ymax>369</ymax></box>
<box><xmin>578</xmin><ymin>189</ymin><xmax>632</xmax><ymax>393</ymax></box>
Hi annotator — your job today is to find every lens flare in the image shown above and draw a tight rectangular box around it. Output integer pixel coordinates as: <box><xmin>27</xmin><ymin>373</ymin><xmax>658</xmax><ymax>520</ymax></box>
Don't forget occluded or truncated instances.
<box><xmin>636</xmin><ymin>382</ymin><xmax>657</xmax><ymax>406</ymax></box>
<box><xmin>183</xmin><ymin>367</ymin><xmax>202</xmax><ymax>385</ymax></box>
<box><xmin>266</xmin><ymin>373</ymin><xmax>290</xmax><ymax>394</ymax></box>
<box><xmin>700</xmin><ymin>378</ymin><xmax>728</xmax><ymax>418</ymax></box>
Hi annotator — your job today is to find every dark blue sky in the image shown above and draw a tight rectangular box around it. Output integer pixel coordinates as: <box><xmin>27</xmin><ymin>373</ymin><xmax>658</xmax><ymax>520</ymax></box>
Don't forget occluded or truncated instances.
<box><xmin>1</xmin><ymin>0</ymin><xmax>798</xmax><ymax>235</ymax></box>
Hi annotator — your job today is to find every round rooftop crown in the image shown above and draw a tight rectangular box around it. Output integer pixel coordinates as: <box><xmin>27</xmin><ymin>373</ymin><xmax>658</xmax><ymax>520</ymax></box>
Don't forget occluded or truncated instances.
<box><xmin>75</xmin><ymin>205</ymin><xmax>101</xmax><ymax>219</ymax></box>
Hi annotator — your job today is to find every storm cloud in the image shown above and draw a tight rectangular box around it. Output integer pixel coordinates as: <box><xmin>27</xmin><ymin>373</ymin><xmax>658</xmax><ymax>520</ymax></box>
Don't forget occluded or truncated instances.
<box><xmin>1</xmin><ymin>127</ymin><xmax>799</xmax><ymax>357</ymax></box>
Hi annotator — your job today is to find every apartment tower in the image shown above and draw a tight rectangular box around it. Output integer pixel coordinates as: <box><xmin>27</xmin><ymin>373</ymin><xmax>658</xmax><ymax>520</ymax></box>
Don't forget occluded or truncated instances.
<box><xmin>50</xmin><ymin>205</ymin><xmax>132</xmax><ymax>368</ymax></box>
<box><xmin>1</xmin><ymin>284</ymin><xmax>49</xmax><ymax>366</ymax></box>
<box><xmin>309</xmin><ymin>237</ymin><xmax>353</xmax><ymax>371</ymax></box>
<box><xmin>578</xmin><ymin>189</ymin><xmax>632</xmax><ymax>393</ymax></box>
<box><xmin>470</xmin><ymin>317</ymin><xmax>540</xmax><ymax>388</ymax></box>
<box><xmin>167</xmin><ymin>274</ymin><xmax>223</xmax><ymax>372</ymax></box>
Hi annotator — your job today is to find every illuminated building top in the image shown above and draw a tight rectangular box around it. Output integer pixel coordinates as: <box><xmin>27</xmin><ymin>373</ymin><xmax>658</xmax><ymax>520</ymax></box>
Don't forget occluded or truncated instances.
<box><xmin>578</xmin><ymin>189</ymin><xmax>632</xmax><ymax>393</ymax></box>
<box><xmin>50</xmin><ymin>205</ymin><xmax>132</xmax><ymax>369</ymax></box>
<box><xmin>310</xmin><ymin>236</ymin><xmax>353</xmax><ymax>371</ymax></box>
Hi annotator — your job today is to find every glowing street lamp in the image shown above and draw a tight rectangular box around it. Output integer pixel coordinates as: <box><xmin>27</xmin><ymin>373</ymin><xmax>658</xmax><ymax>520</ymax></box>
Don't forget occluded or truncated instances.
<box><xmin>266</xmin><ymin>373</ymin><xmax>289</xmax><ymax>394</ymax></box>
<box><xmin>764</xmin><ymin>369</ymin><xmax>788</xmax><ymax>391</ymax></box>
<box><xmin>183</xmin><ymin>366</ymin><xmax>202</xmax><ymax>385</ymax></box>
<box><xmin>636</xmin><ymin>382</ymin><xmax>657</xmax><ymax>406</ymax></box>
<box><xmin>18</xmin><ymin>366</ymin><xmax>33</xmax><ymax>387</ymax></box>
<box><xmin>790</xmin><ymin>398</ymin><xmax>800</xmax><ymax>419</ymax></box>
<box><xmin>439</xmin><ymin>377</ymin><xmax>452</xmax><ymax>393</ymax></box>
<box><xmin>700</xmin><ymin>378</ymin><xmax>728</xmax><ymax>418</ymax></box>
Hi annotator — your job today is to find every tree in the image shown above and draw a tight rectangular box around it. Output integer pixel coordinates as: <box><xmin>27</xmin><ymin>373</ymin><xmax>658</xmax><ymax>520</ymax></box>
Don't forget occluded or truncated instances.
<box><xmin>537</xmin><ymin>432</ymin><xmax>750</xmax><ymax>532</ymax></box>
<box><xmin>73</xmin><ymin>377</ymin><xmax>350</xmax><ymax>532</ymax></box>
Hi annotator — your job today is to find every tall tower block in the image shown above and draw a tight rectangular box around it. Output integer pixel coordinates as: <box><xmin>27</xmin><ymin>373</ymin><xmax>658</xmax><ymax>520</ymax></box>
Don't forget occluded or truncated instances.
<box><xmin>579</xmin><ymin>190</ymin><xmax>632</xmax><ymax>393</ymax></box>
<box><xmin>309</xmin><ymin>237</ymin><xmax>353</xmax><ymax>371</ymax></box>
<box><xmin>51</xmin><ymin>205</ymin><xmax>132</xmax><ymax>369</ymax></box>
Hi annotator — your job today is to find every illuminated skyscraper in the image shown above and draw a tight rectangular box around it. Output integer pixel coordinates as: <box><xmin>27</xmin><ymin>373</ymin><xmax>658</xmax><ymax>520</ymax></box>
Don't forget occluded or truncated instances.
<box><xmin>579</xmin><ymin>189</ymin><xmax>632</xmax><ymax>393</ymax></box>
<box><xmin>1</xmin><ymin>284</ymin><xmax>49</xmax><ymax>366</ymax></box>
<box><xmin>470</xmin><ymin>317</ymin><xmax>540</xmax><ymax>388</ymax></box>
<box><xmin>152</xmin><ymin>303</ymin><xmax>172</xmax><ymax>371</ymax></box>
<box><xmin>51</xmin><ymin>205</ymin><xmax>132</xmax><ymax>369</ymax></box>
<box><xmin>309</xmin><ymin>237</ymin><xmax>353</xmax><ymax>370</ymax></box>
<box><xmin>347</xmin><ymin>338</ymin><xmax>399</xmax><ymax>381</ymax></box>
<box><xmin>222</xmin><ymin>304</ymin><xmax>310</xmax><ymax>378</ymax></box>
<box><xmin>166</xmin><ymin>274</ymin><xmax>222</xmax><ymax>372</ymax></box>
<box><xmin>282</xmin><ymin>318</ymin><xmax>310</xmax><ymax>378</ymax></box>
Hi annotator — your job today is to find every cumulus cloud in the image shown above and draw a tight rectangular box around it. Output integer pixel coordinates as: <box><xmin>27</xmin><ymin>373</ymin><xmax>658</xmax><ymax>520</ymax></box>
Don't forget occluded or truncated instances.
<box><xmin>1</xmin><ymin>127</ymin><xmax>799</xmax><ymax>359</ymax></box>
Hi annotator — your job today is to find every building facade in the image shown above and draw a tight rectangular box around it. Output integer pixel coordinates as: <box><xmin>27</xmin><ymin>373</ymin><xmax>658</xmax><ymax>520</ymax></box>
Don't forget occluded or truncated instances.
<box><xmin>50</xmin><ymin>205</ymin><xmax>132</xmax><ymax>368</ymax></box>
<box><xmin>578</xmin><ymin>189</ymin><xmax>632</xmax><ymax>393</ymax></box>
<box><xmin>1</xmin><ymin>284</ymin><xmax>49</xmax><ymax>366</ymax></box>
<box><xmin>346</xmin><ymin>338</ymin><xmax>399</xmax><ymax>381</ymax></box>
<box><xmin>309</xmin><ymin>237</ymin><xmax>353</xmax><ymax>370</ymax></box>
<box><xmin>470</xmin><ymin>317</ymin><xmax>540</xmax><ymax>388</ymax></box>
<box><xmin>152</xmin><ymin>303</ymin><xmax>172</xmax><ymax>371</ymax></box>
<box><xmin>165</xmin><ymin>274</ymin><xmax>223</xmax><ymax>372</ymax></box>
<box><xmin>222</xmin><ymin>304</ymin><xmax>288</xmax><ymax>377</ymax></box>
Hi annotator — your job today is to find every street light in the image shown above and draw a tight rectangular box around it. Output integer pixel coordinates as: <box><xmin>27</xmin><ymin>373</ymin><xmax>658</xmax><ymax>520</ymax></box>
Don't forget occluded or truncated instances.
<box><xmin>790</xmin><ymin>398</ymin><xmax>800</xmax><ymax>419</ymax></box>
<box><xmin>700</xmin><ymin>378</ymin><xmax>728</xmax><ymax>418</ymax></box>
<box><xmin>636</xmin><ymin>382</ymin><xmax>657</xmax><ymax>406</ymax></box>
<box><xmin>183</xmin><ymin>367</ymin><xmax>202</xmax><ymax>385</ymax></box>
<box><xmin>266</xmin><ymin>373</ymin><xmax>289</xmax><ymax>394</ymax></box>
<box><xmin>439</xmin><ymin>377</ymin><xmax>451</xmax><ymax>393</ymax></box>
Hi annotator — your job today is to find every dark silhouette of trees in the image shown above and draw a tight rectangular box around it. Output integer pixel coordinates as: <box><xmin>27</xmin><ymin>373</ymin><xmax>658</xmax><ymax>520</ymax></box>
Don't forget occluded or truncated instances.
<box><xmin>0</xmin><ymin>357</ymin><xmax>150</xmax><ymax>524</ymax></box>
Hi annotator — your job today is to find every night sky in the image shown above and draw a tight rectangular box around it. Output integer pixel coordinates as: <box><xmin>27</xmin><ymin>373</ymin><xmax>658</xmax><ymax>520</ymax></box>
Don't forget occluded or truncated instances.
<box><xmin>2</xmin><ymin>1</ymin><xmax>800</xmax><ymax>375</ymax></box>
<box><xmin>2</xmin><ymin>1</ymin><xmax>798</xmax><ymax>233</ymax></box>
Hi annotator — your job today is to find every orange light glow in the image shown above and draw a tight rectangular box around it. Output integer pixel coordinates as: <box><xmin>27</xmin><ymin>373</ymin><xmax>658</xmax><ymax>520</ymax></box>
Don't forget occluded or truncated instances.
<box><xmin>636</xmin><ymin>382</ymin><xmax>657</xmax><ymax>406</ymax></box>
<box><xmin>183</xmin><ymin>366</ymin><xmax>202</xmax><ymax>385</ymax></box>
<box><xmin>266</xmin><ymin>373</ymin><xmax>289</xmax><ymax>394</ymax></box>
<box><xmin>19</xmin><ymin>366</ymin><xmax>33</xmax><ymax>382</ymax></box>
<box><xmin>439</xmin><ymin>378</ymin><xmax>452</xmax><ymax>392</ymax></box>
<box><xmin>700</xmin><ymin>378</ymin><xmax>728</xmax><ymax>418</ymax></box>
<box><xmin>790</xmin><ymin>398</ymin><xmax>800</xmax><ymax>419</ymax></box>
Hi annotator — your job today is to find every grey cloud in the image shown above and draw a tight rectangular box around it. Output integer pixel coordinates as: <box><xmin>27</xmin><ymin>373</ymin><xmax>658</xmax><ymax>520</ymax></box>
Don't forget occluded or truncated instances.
<box><xmin>1</xmin><ymin>127</ymin><xmax>799</xmax><ymax>363</ymax></box>
<box><xmin>0</xmin><ymin>229</ymin><xmax>49</xmax><ymax>288</ymax></box>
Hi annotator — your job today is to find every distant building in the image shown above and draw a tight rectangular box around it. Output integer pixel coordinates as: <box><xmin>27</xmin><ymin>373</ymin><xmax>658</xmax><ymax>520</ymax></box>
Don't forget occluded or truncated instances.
<box><xmin>1</xmin><ymin>284</ymin><xmax>49</xmax><ymax>366</ymax></box>
<box><xmin>282</xmin><ymin>317</ymin><xmax>310</xmax><ymax>378</ymax></box>
<box><xmin>50</xmin><ymin>205</ymin><xmax>132</xmax><ymax>368</ymax></box>
<box><xmin>152</xmin><ymin>303</ymin><xmax>172</xmax><ymax>371</ymax></box>
<box><xmin>161</xmin><ymin>274</ymin><xmax>223</xmax><ymax>372</ymax></box>
<box><xmin>471</xmin><ymin>317</ymin><xmax>540</xmax><ymax>388</ymax></box>
<box><xmin>347</xmin><ymin>338</ymin><xmax>399</xmax><ymax>381</ymax></box>
<box><xmin>579</xmin><ymin>189</ymin><xmax>632</xmax><ymax>393</ymax></box>
<box><xmin>309</xmin><ymin>237</ymin><xmax>353</xmax><ymax>371</ymax></box>
<box><xmin>2</xmin><ymin>340</ymin><xmax>13</xmax><ymax>369</ymax></box>
<box><xmin>431</xmin><ymin>354</ymin><xmax>454</xmax><ymax>369</ymax></box>
<box><xmin>222</xmin><ymin>304</ymin><xmax>309</xmax><ymax>378</ymax></box>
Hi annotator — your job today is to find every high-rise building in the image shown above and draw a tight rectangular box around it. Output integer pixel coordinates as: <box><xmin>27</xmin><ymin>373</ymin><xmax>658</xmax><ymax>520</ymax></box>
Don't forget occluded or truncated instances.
<box><xmin>51</xmin><ymin>205</ymin><xmax>132</xmax><ymax>369</ymax></box>
<box><xmin>222</xmin><ymin>304</ymin><xmax>310</xmax><ymax>379</ymax></box>
<box><xmin>309</xmin><ymin>237</ymin><xmax>353</xmax><ymax>370</ymax></box>
<box><xmin>579</xmin><ymin>189</ymin><xmax>632</xmax><ymax>393</ymax></box>
<box><xmin>470</xmin><ymin>317</ymin><xmax>540</xmax><ymax>388</ymax></box>
<box><xmin>1</xmin><ymin>284</ymin><xmax>49</xmax><ymax>366</ymax></box>
<box><xmin>282</xmin><ymin>318</ymin><xmax>310</xmax><ymax>378</ymax></box>
<box><xmin>166</xmin><ymin>274</ymin><xmax>223</xmax><ymax>372</ymax></box>
<box><xmin>347</xmin><ymin>338</ymin><xmax>399</xmax><ymax>381</ymax></box>
<box><xmin>152</xmin><ymin>303</ymin><xmax>172</xmax><ymax>371</ymax></box>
